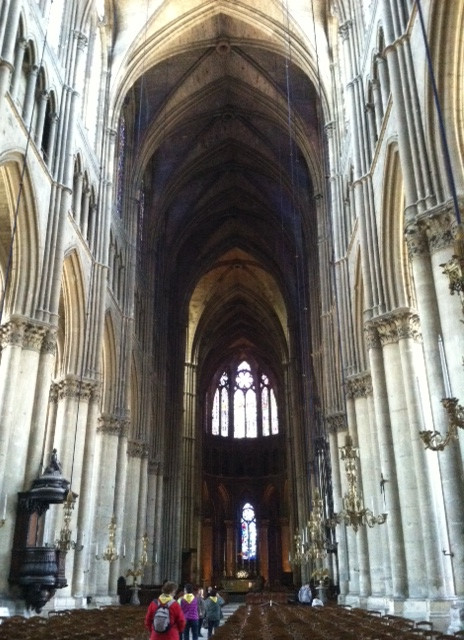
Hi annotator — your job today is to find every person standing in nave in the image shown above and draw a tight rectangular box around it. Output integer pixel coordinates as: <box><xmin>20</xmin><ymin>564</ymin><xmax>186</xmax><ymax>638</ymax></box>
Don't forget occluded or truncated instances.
<box><xmin>178</xmin><ymin>583</ymin><xmax>200</xmax><ymax>640</ymax></box>
<box><xmin>203</xmin><ymin>587</ymin><xmax>224</xmax><ymax>638</ymax></box>
<box><xmin>298</xmin><ymin>582</ymin><xmax>312</xmax><ymax>605</ymax></box>
<box><xmin>145</xmin><ymin>581</ymin><xmax>186</xmax><ymax>640</ymax></box>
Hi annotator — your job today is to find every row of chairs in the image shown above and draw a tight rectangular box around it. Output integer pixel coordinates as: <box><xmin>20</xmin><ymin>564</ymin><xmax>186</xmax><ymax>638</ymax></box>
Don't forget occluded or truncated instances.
<box><xmin>0</xmin><ymin>605</ymin><xmax>146</xmax><ymax>640</ymax></box>
<box><xmin>1</xmin><ymin>602</ymin><xmax>463</xmax><ymax>640</ymax></box>
<box><xmin>212</xmin><ymin>603</ymin><xmax>464</xmax><ymax>640</ymax></box>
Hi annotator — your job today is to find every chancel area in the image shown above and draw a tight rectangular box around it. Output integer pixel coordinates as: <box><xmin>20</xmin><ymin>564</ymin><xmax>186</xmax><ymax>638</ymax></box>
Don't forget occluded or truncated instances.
<box><xmin>0</xmin><ymin>0</ymin><xmax>463</xmax><ymax>636</ymax></box>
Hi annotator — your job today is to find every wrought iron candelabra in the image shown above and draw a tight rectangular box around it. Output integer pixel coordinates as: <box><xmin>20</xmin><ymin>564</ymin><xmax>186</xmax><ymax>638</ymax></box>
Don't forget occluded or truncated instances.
<box><xmin>329</xmin><ymin>435</ymin><xmax>387</xmax><ymax>533</ymax></box>
<box><xmin>56</xmin><ymin>490</ymin><xmax>83</xmax><ymax>552</ymax></box>
<box><xmin>96</xmin><ymin>515</ymin><xmax>119</xmax><ymax>562</ymax></box>
<box><xmin>126</xmin><ymin>532</ymin><xmax>149</xmax><ymax>582</ymax></box>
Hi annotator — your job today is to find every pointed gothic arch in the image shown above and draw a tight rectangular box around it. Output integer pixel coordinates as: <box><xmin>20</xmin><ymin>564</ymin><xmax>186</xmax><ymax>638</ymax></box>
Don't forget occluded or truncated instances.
<box><xmin>59</xmin><ymin>250</ymin><xmax>87</xmax><ymax>376</ymax></box>
<box><xmin>0</xmin><ymin>156</ymin><xmax>40</xmax><ymax>319</ymax></box>
<box><xmin>380</xmin><ymin>143</ymin><xmax>414</xmax><ymax>311</ymax></box>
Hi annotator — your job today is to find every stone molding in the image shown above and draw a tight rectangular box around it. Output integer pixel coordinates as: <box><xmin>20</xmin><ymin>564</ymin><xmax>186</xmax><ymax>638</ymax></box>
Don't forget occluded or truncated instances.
<box><xmin>127</xmin><ymin>440</ymin><xmax>149</xmax><ymax>459</ymax></box>
<box><xmin>326</xmin><ymin>412</ymin><xmax>347</xmax><ymax>433</ymax></box>
<box><xmin>366</xmin><ymin>309</ymin><xmax>421</xmax><ymax>346</ymax></box>
<box><xmin>345</xmin><ymin>373</ymin><xmax>372</xmax><ymax>399</ymax></box>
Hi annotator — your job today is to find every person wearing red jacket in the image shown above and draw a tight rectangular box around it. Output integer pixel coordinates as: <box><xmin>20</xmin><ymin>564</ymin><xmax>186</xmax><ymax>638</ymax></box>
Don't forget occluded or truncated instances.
<box><xmin>145</xmin><ymin>581</ymin><xmax>186</xmax><ymax>640</ymax></box>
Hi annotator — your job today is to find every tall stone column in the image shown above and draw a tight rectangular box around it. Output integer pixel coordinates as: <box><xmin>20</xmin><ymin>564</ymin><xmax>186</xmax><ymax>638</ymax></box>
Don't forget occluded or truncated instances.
<box><xmin>182</xmin><ymin>361</ymin><xmax>198</xmax><ymax>552</ymax></box>
<box><xmin>107</xmin><ymin>421</ymin><xmax>129</xmax><ymax>595</ymax></box>
<box><xmin>375</xmin><ymin>315</ymin><xmax>428</xmax><ymax>598</ymax></box>
<box><xmin>8</xmin><ymin>37</ymin><xmax>26</xmax><ymax>100</ymax></box>
<box><xmin>22</xmin><ymin>64</ymin><xmax>38</xmax><ymax>124</ymax></box>
<box><xmin>396</xmin><ymin>311</ymin><xmax>444</xmax><ymax>597</ymax></box>
<box><xmin>72</xmin><ymin>171</ymin><xmax>84</xmax><ymax>226</ymax></box>
<box><xmin>0</xmin><ymin>320</ymin><xmax>25</xmax><ymax>494</ymax></box>
<box><xmin>45</xmin><ymin>112</ymin><xmax>58</xmax><ymax>168</ymax></box>
<box><xmin>406</xmin><ymin>218</ymin><xmax>464</xmax><ymax>597</ymax></box>
<box><xmin>202</xmin><ymin>519</ymin><xmax>213</xmax><ymax>586</ymax></box>
<box><xmin>71</xmin><ymin>383</ymin><xmax>101</xmax><ymax>602</ymax></box>
<box><xmin>280</xmin><ymin>518</ymin><xmax>291</xmax><ymax>575</ymax></box>
<box><xmin>0</xmin><ymin>0</ymin><xmax>22</xmax><ymax>98</ymax></box>
<box><xmin>0</xmin><ymin>320</ymin><xmax>45</xmax><ymax>596</ymax></box>
<box><xmin>351</xmin><ymin>374</ymin><xmax>385</xmax><ymax>598</ymax></box>
<box><xmin>154</xmin><ymin>461</ymin><xmax>164</xmax><ymax>584</ymax></box>
<box><xmin>93</xmin><ymin>416</ymin><xmax>120</xmax><ymax>600</ymax></box>
<box><xmin>327</xmin><ymin>414</ymin><xmax>349</xmax><ymax>596</ymax></box>
<box><xmin>34</xmin><ymin>90</ymin><xmax>49</xmax><ymax>146</ymax></box>
<box><xmin>122</xmin><ymin>440</ymin><xmax>142</xmax><ymax>587</ymax></box>
<box><xmin>146</xmin><ymin>460</ymin><xmax>158</xmax><ymax>584</ymax></box>
<box><xmin>342</xmin><ymin>394</ymin><xmax>360</xmax><ymax>598</ymax></box>
<box><xmin>258</xmin><ymin>519</ymin><xmax>269</xmax><ymax>582</ymax></box>
<box><xmin>346</xmin><ymin>378</ymin><xmax>371</xmax><ymax>600</ymax></box>
<box><xmin>425</xmin><ymin>210</ymin><xmax>464</xmax><ymax>399</ymax></box>
<box><xmin>364</xmin><ymin>324</ymin><xmax>404</xmax><ymax>598</ymax></box>
<box><xmin>224</xmin><ymin>520</ymin><xmax>235</xmax><ymax>577</ymax></box>
<box><xmin>25</xmin><ymin>326</ymin><xmax>57</xmax><ymax>487</ymax></box>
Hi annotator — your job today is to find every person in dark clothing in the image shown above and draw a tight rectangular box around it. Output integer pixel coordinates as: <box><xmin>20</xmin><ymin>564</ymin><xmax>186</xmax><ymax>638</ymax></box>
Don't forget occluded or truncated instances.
<box><xmin>203</xmin><ymin>588</ymin><xmax>224</xmax><ymax>638</ymax></box>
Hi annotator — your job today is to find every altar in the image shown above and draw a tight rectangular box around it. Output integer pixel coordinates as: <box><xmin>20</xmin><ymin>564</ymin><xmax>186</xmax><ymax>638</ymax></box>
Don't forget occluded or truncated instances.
<box><xmin>220</xmin><ymin>578</ymin><xmax>258</xmax><ymax>593</ymax></box>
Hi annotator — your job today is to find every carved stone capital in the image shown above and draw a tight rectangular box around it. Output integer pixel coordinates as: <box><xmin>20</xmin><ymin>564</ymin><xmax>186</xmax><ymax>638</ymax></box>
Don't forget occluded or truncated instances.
<box><xmin>423</xmin><ymin>207</ymin><xmax>456</xmax><ymax>254</ymax></box>
<box><xmin>75</xmin><ymin>31</ymin><xmax>88</xmax><ymax>50</ymax></box>
<box><xmin>396</xmin><ymin>311</ymin><xmax>421</xmax><ymax>341</ymax></box>
<box><xmin>326</xmin><ymin>412</ymin><xmax>347</xmax><ymax>433</ymax></box>
<box><xmin>49</xmin><ymin>381</ymin><xmax>60</xmax><ymax>404</ymax></box>
<box><xmin>97</xmin><ymin>414</ymin><xmax>121</xmax><ymax>436</ymax></box>
<box><xmin>324</xmin><ymin>121</ymin><xmax>335</xmax><ymax>138</ymax></box>
<box><xmin>364</xmin><ymin>324</ymin><xmax>381</xmax><ymax>350</ymax></box>
<box><xmin>41</xmin><ymin>328</ymin><xmax>57</xmax><ymax>355</ymax></box>
<box><xmin>0</xmin><ymin>319</ymin><xmax>26</xmax><ymax>348</ymax></box>
<box><xmin>346</xmin><ymin>373</ymin><xmax>372</xmax><ymax>399</ymax></box>
<box><xmin>23</xmin><ymin>324</ymin><xmax>47</xmax><ymax>351</ymax></box>
<box><xmin>339</xmin><ymin>20</ymin><xmax>352</xmax><ymax>41</ymax></box>
<box><xmin>119</xmin><ymin>418</ymin><xmax>130</xmax><ymax>438</ymax></box>
<box><xmin>405</xmin><ymin>221</ymin><xmax>429</xmax><ymax>259</ymax></box>
<box><xmin>127</xmin><ymin>440</ymin><xmax>149</xmax><ymax>459</ymax></box>
<box><xmin>367</xmin><ymin>310</ymin><xmax>421</xmax><ymax>346</ymax></box>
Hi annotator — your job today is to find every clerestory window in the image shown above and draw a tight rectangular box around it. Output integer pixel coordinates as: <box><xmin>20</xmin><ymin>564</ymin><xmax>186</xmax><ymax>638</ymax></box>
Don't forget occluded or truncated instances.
<box><xmin>211</xmin><ymin>360</ymin><xmax>278</xmax><ymax>438</ymax></box>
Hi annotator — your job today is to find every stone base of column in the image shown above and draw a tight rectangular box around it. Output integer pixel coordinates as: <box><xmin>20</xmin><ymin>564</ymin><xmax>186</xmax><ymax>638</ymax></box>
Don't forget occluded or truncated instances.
<box><xmin>0</xmin><ymin>596</ymin><xmax>28</xmax><ymax>617</ymax></box>
<box><xmin>447</xmin><ymin>600</ymin><xmax>464</xmax><ymax>634</ymax></box>
<box><xmin>387</xmin><ymin>597</ymin><xmax>455</xmax><ymax>632</ymax></box>
<box><xmin>92</xmin><ymin>595</ymin><xmax>120</xmax><ymax>608</ymax></box>
<box><xmin>338</xmin><ymin>595</ymin><xmax>456</xmax><ymax>632</ymax></box>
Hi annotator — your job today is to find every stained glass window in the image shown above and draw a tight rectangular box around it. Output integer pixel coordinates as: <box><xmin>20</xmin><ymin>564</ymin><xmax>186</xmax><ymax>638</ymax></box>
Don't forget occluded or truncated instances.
<box><xmin>210</xmin><ymin>361</ymin><xmax>278</xmax><ymax>438</ymax></box>
<box><xmin>241</xmin><ymin>502</ymin><xmax>257</xmax><ymax>560</ymax></box>
<box><xmin>212</xmin><ymin>372</ymin><xmax>229</xmax><ymax>436</ymax></box>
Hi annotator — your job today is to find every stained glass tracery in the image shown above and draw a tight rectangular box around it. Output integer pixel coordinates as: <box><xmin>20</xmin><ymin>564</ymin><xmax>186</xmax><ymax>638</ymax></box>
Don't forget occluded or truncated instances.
<box><xmin>210</xmin><ymin>361</ymin><xmax>278</xmax><ymax>438</ymax></box>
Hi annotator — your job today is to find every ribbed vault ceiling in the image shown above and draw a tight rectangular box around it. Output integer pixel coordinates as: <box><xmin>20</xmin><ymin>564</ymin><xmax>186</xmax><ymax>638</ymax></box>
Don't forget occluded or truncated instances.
<box><xmin>114</xmin><ymin>0</ymin><xmax>326</xmax><ymax>381</ymax></box>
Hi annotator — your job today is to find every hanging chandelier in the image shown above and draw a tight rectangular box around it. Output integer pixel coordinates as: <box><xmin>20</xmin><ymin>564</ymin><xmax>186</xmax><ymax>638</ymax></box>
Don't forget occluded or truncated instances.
<box><xmin>96</xmin><ymin>515</ymin><xmax>120</xmax><ymax>562</ymax></box>
<box><xmin>55</xmin><ymin>490</ymin><xmax>83</xmax><ymax>552</ymax></box>
<box><xmin>329</xmin><ymin>435</ymin><xmax>387</xmax><ymax>533</ymax></box>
